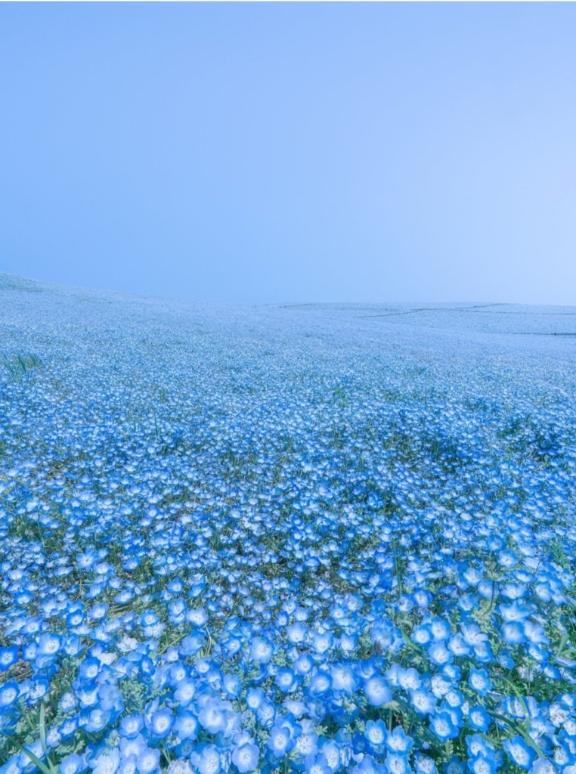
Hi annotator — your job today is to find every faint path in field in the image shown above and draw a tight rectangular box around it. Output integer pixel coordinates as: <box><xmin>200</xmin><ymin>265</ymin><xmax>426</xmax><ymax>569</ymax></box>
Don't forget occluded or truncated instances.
<box><xmin>358</xmin><ymin>303</ymin><xmax>509</xmax><ymax>318</ymax></box>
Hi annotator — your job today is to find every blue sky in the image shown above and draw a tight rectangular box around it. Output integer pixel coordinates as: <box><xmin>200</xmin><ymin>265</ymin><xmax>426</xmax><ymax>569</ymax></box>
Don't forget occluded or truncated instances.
<box><xmin>1</xmin><ymin>3</ymin><xmax>575</xmax><ymax>304</ymax></box>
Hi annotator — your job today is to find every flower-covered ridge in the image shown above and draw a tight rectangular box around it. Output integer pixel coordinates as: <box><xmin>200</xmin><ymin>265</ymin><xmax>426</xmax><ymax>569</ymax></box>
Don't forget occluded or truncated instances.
<box><xmin>1</xmin><ymin>277</ymin><xmax>576</xmax><ymax>772</ymax></box>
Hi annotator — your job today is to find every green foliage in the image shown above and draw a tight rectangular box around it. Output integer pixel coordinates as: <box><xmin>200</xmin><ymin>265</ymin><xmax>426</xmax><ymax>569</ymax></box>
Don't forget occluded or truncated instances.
<box><xmin>1</xmin><ymin>353</ymin><xmax>43</xmax><ymax>381</ymax></box>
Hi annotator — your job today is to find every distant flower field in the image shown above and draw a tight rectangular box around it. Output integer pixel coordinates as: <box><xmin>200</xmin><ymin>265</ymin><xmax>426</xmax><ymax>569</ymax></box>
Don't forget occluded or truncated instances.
<box><xmin>1</xmin><ymin>276</ymin><xmax>576</xmax><ymax>773</ymax></box>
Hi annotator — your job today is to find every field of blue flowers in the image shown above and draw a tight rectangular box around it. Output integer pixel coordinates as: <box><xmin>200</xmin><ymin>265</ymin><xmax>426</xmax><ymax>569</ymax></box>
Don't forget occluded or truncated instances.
<box><xmin>1</xmin><ymin>274</ymin><xmax>576</xmax><ymax>774</ymax></box>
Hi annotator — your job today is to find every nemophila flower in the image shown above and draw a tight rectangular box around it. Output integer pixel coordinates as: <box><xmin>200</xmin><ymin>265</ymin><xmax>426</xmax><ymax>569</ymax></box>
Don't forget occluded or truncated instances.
<box><xmin>0</xmin><ymin>646</ymin><xmax>18</xmax><ymax>671</ymax></box>
<box><xmin>413</xmin><ymin>589</ymin><xmax>432</xmax><ymax>609</ymax></box>
<box><xmin>119</xmin><ymin>735</ymin><xmax>148</xmax><ymax>761</ymax></box>
<box><xmin>410</xmin><ymin>688</ymin><xmax>436</xmax><ymax>715</ymax></box>
<box><xmin>223</xmin><ymin>672</ymin><xmax>241</xmax><ymax>697</ymax></box>
<box><xmin>139</xmin><ymin>657</ymin><xmax>155</xmax><ymax>677</ymax></box>
<box><xmin>37</xmin><ymin>632</ymin><xmax>61</xmax><ymax>660</ymax></box>
<box><xmin>166</xmin><ymin>762</ymin><xmax>192</xmax><ymax>774</ymax></box>
<box><xmin>430</xmin><ymin>711</ymin><xmax>459</xmax><ymax>740</ymax></box>
<box><xmin>232</xmin><ymin>742</ymin><xmax>259</xmax><ymax>773</ymax></box>
<box><xmin>78</xmin><ymin>657</ymin><xmax>101</xmax><ymax>682</ymax></box>
<box><xmin>383</xmin><ymin>752</ymin><xmax>411</xmax><ymax>774</ymax></box>
<box><xmin>310</xmin><ymin>671</ymin><xmax>332</xmax><ymax>696</ymax></box>
<box><xmin>250</xmin><ymin>637</ymin><xmax>273</xmax><ymax>664</ymax></box>
<box><xmin>98</xmin><ymin>684</ymin><xmax>123</xmax><ymax>714</ymax></box>
<box><xmin>340</xmin><ymin>634</ymin><xmax>358</xmax><ymax>654</ymax></box>
<box><xmin>429</xmin><ymin>642</ymin><xmax>452</xmax><ymax>667</ymax></box>
<box><xmin>276</xmin><ymin>667</ymin><xmax>297</xmax><ymax>692</ymax></box>
<box><xmin>148</xmin><ymin>707</ymin><xmax>173</xmax><ymax>738</ymax></box>
<box><xmin>523</xmin><ymin>620</ymin><xmax>548</xmax><ymax>645</ymax></box>
<box><xmin>179</xmin><ymin>630</ymin><xmax>205</xmax><ymax>657</ymax></box>
<box><xmin>0</xmin><ymin>681</ymin><xmax>19</xmax><ymax>708</ymax></box>
<box><xmin>167</xmin><ymin>662</ymin><xmax>188</xmax><ymax>685</ymax></box>
<box><xmin>186</xmin><ymin>607</ymin><xmax>208</xmax><ymax>626</ymax></box>
<box><xmin>246</xmin><ymin>687</ymin><xmax>265</xmax><ymax>710</ymax></box>
<box><xmin>430</xmin><ymin>618</ymin><xmax>451</xmax><ymax>641</ymax></box>
<box><xmin>468</xmin><ymin>705</ymin><xmax>491</xmax><ymax>732</ymax></box>
<box><xmin>59</xmin><ymin>717</ymin><xmax>79</xmax><ymax>740</ymax></box>
<box><xmin>82</xmin><ymin>707</ymin><xmax>112</xmax><ymax>733</ymax></box>
<box><xmin>77</xmin><ymin>683</ymin><xmax>99</xmax><ymax>708</ymax></box>
<box><xmin>447</xmin><ymin>634</ymin><xmax>471</xmax><ymax>658</ymax></box>
<box><xmin>313</xmin><ymin>631</ymin><xmax>334</xmax><ymax>655</ymax></box>
<box><xmin>172</xmin><ymin>710</ymin><xmax>197</xmax><ymax>740</ymax></box>
<box><xmin>256</xmin><ymin>699</ymin><xmax>276</xmax><ymax>726</ymax></box>
<box><xmin>444</xmin><ymin>688</ymin><xmax>464</xmax><ymax>709</ymax></box>
<box><xmin>351</xmin><ymin>754</ymin><xmax>385</xmax><ymax>773</ymax></box>
<box><xmin>136</xmin><ymin>748</ymin><xmax>160</xmax><ymax>774</ymax></box>
<box><xmin>413</xmin><ymin>755</ymin><xmax>437</xmax><ymax>773</ymax></box>
<box><xmin>268</xmin><ymin>724</ymin><xmax>293</xmax><ymax>757</ymax></box>
<box><xmin>174</xmin><ymin>677</ymin><xmax>196</xmax><ymax>705</ymax></box>
<box><xmin>331</xmin><ymin>663</ymin><xmax>356</xmax><ymax>693</ymax></box>
<box><xmin>365</xmin><ymin>720</ymin><xmax>387</xmax><ymax>751</ymax></box>
<box><xmin>26</xmin><ymin>678</ymin><xmax>49</xmax><ymax>704</ymax></box>
<box><xmin>304</xmin><ymin>755</ymin><xmax>333</xmax><ymax>774</ymax></box>
<box><xmin>503</xmin><ymin>736</ymin><xmax>537</xmax><ymax>769</ymax></box>
<box><xmin>458</xmin><ymin>594</ymin><xmax>479</xmax><ymax>613</ymax></box>
<box><xmin>502</xmin><ymin>622</ymin><xmax>525</xmax><ymax>645</ymax></box>
<box><xmin>191</xmin><ymin>741</ymin><xmax>222</xmax><ymax>772</ymax></box>
<box><xmin>199</xmin><ymin>702</ymin><xmax>227</xmax><ymax>734</ymax></box>
<box><xmin>465</xmin><ymin>734</ymin><xmax>497</xmax><ymax>761</ymax></box>
<box><xmin>120</xmin><ymin>714</ymin><xmax>144</xmax><ymax>739</ymax></box>
<box><xmin>467</xmin><ymin>755</ymin><xmax>498</xmax><ymax>774</ymax></box>
<box><xmin>89</xmin><ymin>746</ymin><xmax>120</xmax><ymax>774</ymax></box>
<box><xmin>293</xmin><ymin>654</ymin><xmax>313</xmax><ymax>676</ymax></box>
<box><xmin>364</xmin><ymin>675</ymin><xmax>392</xmax><ymax>707</ymax></box>
<box><xmin>386</xmin><ymin>727</ymin><xmax>413</xmax><ymax>755</ymax></box>
<box><xmin>398</xmin><ymin>667</ymin><xmax>421</xmax><ymax>692</ymax></box>
<box><xmin>296</xmin><ymin>729</ymin><xmax>319</xmax><ymax>758</ymax></box>
<box><xmin>499</xmin><ymin>601</ymin><xmax>531</xmax><ymax>623</ymax></box>
<box><xmin>60</xmin><ymin>753</ymin><xmax>85</xmax><ymax>774</ymax></box>
<box><xmin>530</xmin><ymin>761</ymin><xmax>557</xmax><ymax>774</ymax></box>
<box><xmin>468</xmin><ymin>669</ymin><xmax>491</xmax><ymax>696</ymax></box>
<box><xmin>287</xmin><ymin>622</ymin><xmax>307</xmax><ymax>644</ymax></box>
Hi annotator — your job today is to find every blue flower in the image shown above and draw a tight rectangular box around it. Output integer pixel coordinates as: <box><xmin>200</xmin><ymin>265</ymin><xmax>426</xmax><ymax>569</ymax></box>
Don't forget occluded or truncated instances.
<box><xmin>430</xmin><ymin>711</ymin><xmax>458</xmax><ymax>740</ymax></box>
<box><xmin>198</xmin><ymin>702</ymin><xmax>227</xmax><ymax>735</ymax></box>
<box><xmin>37</xmin><ymin>633</ymin><xmax>61</xmax><ymax>658</ymax></box>
<box><xmin>468</xmin><ymin>705</ymin><xmax>491</xmax><ymax>732</ymax></box>
<box><xmin>386</xmin><ymin>727</ymin><xmax>413</xmax><ymax>755</ymax></box>
<box><xmin>268</xmin><ymin>724</ymin><xmax>293</xmax><ymax>757</ymax></box>
<box><xmin>89</xmin><ymin>746</ymin><xmax>120</xmax><ymax>774</ymax></box>
<box><xmin>365</xmin><ymin>675</ymin><xmax>392</xmax><ymax>707</ymax></box>
<box><xmin>275</xmin><ymin>667</ymin><xmax>297</xmax><ymax>692</ymax></box>
<box><xmin>384</xmin><ymin>752</ymin><xmax>411</xmax><ymax>773</ymax></box>
<box><xmin>468</xmin><ymin>669</ymin><xmax>491</xmax><ymax>696</ymax></box>
<box><xmin>467</xmin><ymin>755</ymin><xmax>498</xmax><ymax>774</ymax></box>
<box><xmin>232</xmin><ymin>742</ymin><xmax>259</xmax><ymax>773</ymax></box>
<box><xmin>0</xmin><ymin>647</ymin><xmax>18</xmax><ymax>672</ymax></box>
<box><xmin>250</xmin><ymin>637</ymin><xmax>274</xmax><ymax>664</ymax></box>
<box><xmin>0</xmin><ymin>681</ymin><xmax>19</xmax><ymax>709</ymax></box>
<box><xmin>59</xmin><ymin>753</ymin><xmax>85</xmax><ymax>774</ymax></box>
<box><xmin>410</xmin><ymin>688</ymin><xmax>435</xmax><ymax>715</ymax></box>
<box><xmin>149</xmin><ymin>707</ymin><xmax>173</xmax><ymax>738</ymax></box>
<box><xmin>429</xmin><ymin>642</ymin><xmax>452</xmax><ymax>667</ymax></box>
<box><xmin>120</xmin><ymin>714</ymin><xmax>144</xmax><ymax>739</ymax></box>
<box><xmin>82</xmin><ymin>707</ymin><xmax>112</xmax><ymax>733</ymax></box>
<box><xmin>136</xmin><ymin>747</ymin><xmax>161</xmax><ymax>774</ymax></box>
<box><xmin>174</xmin><ymin>678</ymin><xmax>196</xmax><ymax>706</ymax></box>
<box><xmin>503</xmin><ymin>736</ymin><xmax>537</xmax><ymax>770</ymax></box>
<box><xmin>414</xmin><ymin>755</ymin><xmax>438</xmax><ymax>773</ymax></box>
<box><xmin>365</xmin><ymin>720</ymin><xmax>387</xmax><ymax>751</ymax></box>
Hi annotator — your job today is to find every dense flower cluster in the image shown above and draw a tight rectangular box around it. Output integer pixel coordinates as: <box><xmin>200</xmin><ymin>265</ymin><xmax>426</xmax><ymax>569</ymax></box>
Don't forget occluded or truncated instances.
<box><xmin>1</xmin><ymin>276</ymin><xmax>576</xmax><ymax>773</ymax></box>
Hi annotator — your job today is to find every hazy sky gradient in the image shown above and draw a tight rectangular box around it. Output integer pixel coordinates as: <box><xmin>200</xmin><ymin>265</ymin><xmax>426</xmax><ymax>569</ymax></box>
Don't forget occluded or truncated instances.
<box><xmin>1</xmin><ymin>3</ymin><xmax>576</xmax><ymax>304</ymax></box>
